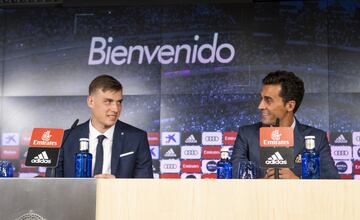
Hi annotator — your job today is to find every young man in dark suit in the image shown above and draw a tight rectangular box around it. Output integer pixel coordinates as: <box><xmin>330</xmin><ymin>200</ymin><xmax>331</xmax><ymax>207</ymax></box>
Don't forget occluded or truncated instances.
<box><xmin>48</xmin><ymin>75</ymin><xmax>153</xmax><ymax>178</ymax></box>
<box><xmin>231</xmin><ymin>70</ymin><xmax>339</xmax><ymax>179</ymax></box>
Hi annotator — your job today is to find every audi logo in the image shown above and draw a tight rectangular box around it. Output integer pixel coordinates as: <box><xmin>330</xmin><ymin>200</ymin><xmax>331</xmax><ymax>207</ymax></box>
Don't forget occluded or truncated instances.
<box><xmin>334</xmin><ymin>150</ymin><xmax>349</xmax><ymax>156</ymax></box>
<box><xmin>163</xmin><ymin>164</ymin><xmax>177</xmax><ymax>169</ymax></box>
<box><xmin>205</xmin><ymin>136</ymin><xmax>220</xmax><ymax>142</ymax></box>
<box><xmin>184</xmin><ymin>150</ymin><xmax>198</xmax><ymax>155</ymax></box>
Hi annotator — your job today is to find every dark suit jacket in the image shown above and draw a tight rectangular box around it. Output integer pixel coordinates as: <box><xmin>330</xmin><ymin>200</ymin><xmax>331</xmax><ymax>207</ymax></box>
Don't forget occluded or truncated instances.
<box><xmin>230</xmin><ymin>120</ymin><xmax>339</xmax><ymax>179</ymax></box>
<box><xmin>47</xmin><ymin>120</ymin><xmax>153</xmax><ymax>178</ymax></box>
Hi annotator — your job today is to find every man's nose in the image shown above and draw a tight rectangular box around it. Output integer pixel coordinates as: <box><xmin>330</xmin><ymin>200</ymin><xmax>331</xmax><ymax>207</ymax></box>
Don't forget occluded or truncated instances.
<box><xmin>110</xmin><ymin>102</ymin><xmax>120</xmax><ymax>112</ymax></box>
<box><xmin>258</xmin><ymin>99</ymin><xmax>265</xmax><ymax>110</ymax></box>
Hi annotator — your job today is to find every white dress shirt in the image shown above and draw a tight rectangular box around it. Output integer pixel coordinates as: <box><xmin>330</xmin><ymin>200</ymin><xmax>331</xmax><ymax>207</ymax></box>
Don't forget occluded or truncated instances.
<box><xmin>291</xmin><ymin>117</ymin><xmax>296</xmax><ymax>129</ymax></box>
<box><xmin>89</xmin><ymin>120</ymin><xmax>115</xmax><ymax>176</ymax></box>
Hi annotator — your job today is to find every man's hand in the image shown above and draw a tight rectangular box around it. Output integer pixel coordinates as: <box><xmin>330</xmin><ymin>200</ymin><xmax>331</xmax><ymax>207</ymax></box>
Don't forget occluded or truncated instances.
<box><xmin>264</xmin><ymin>168</ymin><xmax>299</xmax><ymax>179</ymax></box>
<box><xmin>94</xmin><ymin>174</ymin><xmax>116</xmax><ymax>179</ymax></box>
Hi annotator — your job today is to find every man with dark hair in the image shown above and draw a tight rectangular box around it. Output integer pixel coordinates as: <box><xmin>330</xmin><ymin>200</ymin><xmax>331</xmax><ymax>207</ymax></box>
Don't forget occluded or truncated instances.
<box><xmin>231</xmin><ymin>70</ymin><xmax>339</xmax><ymax>179</ymax></box>
<box><xmin>48</xmin><ymin>75</ymin><xmax>153</xmax><ymax>178</ymax></box>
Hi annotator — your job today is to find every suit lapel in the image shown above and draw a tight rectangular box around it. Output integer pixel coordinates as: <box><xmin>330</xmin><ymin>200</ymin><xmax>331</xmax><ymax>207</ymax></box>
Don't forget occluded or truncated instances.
<box><xmin>293</xmin><ymin>119</ymin><xmax>305</xmax><ymax>157</ymax></box>
<box><xmin>70</xmin><ymin>121</ymin><xmax>90</xmax><ymax>154</ymax></box>
<box><xmin>254</xmin><ymin>123</ymin><xmax>261</xmax><ymax>160</ymax></box>
<box><xmin>111</xmin><ymin>121</ymin><xmax>125</xmax><ymax>175</ymax></box>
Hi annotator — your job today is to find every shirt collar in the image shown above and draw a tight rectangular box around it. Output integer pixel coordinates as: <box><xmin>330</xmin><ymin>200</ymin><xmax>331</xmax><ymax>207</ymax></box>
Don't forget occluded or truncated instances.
<box><xmin>269</xmin><ymin>117</ymin><xmax>296</xmax><ymax>128</ymax></box>
<box><xmin>89</xmin><ymin>119</ymin><xmax>115</xmax><ymax>140</ymax></box>
<box><xmin>291</xmin><ymin>117</ymin><xmax>296</xmax><ymax>129</ymax></box>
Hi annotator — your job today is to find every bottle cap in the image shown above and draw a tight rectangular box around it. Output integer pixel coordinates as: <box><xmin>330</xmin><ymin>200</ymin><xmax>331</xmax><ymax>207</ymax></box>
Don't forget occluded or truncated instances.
<box><xmin>79</xmin><ymin>138</ymin><xmax>89</xmax><ymax>151</ymax></box>
<box><xmin>220</xmin><ymin>147</ymin><xmax>230</xmax><ymax>159</ymax></box>
<box><xmin>220</xmin><ymin>147</ymin><xmax>229</xmax><ymax>152</ymax></box>
<box><xmin>305</xmin><ymin>136</ymin><xmax>315</xmax><ymax>150</ymax></box>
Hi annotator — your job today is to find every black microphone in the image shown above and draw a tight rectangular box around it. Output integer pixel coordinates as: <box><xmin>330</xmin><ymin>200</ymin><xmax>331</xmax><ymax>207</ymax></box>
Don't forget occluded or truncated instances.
<box><xmin>275</xmin><ymin>118</ymin><xmax>280</xmax><ymax>127</ymax></box>
<box><xmin>48</xmin><ymin>119</ymin><xmax>79</xmax><ymax>177</ymax></box>
<box><xmin>62</xmin><ymin>119</ymin><xmax>79</xmax><ymax>145</ymax></box>
<box><xmin>274</xmin><ymin>118</ymin><xmax>280</xmax><ymax>179</ymax></box>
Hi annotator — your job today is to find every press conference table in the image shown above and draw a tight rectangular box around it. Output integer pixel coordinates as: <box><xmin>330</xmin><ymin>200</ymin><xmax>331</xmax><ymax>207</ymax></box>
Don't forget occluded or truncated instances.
<box><xmin>97</xmin><ymin>179</ymin><xmax>358</xmax><ymax>220</ymax></box>
<box><xmin>0</xmin><ymin>179</ymin><xmax>358</xmax><ymax>220</ymax></box>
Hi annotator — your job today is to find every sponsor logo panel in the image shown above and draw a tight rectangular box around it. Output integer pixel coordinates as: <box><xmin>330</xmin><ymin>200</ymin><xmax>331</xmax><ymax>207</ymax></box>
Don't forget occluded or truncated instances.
<box><xmin>259</xmin><ymin>147</ymin><xmax>294</xmax><ymax>168</ymax></box>
<box><xmin>181</xmin><ymin>146</ymin><xmax>201</xmax><ymax>159</ymax></box>
<box><xmin>353</xmin><ymin>146</ymin><xmax>360</xmax><ymax>160</ymax></box>
<box><xmin>354</xmin><ymin>175</ymin><xmax>360</xmax><ymax>180</ymax></box>
<box><xmin>353</xmin><ymin>132</ymin><xmax>360</xmax><ymax>146</ymax></box>
<box><xmin>160</xmin><ymin>159</ymin><xmax>181</xmax><ymax>173</ymax></box>
<box><xmin>181</xmin><ymin>160</ymin><xmax>201</xmax><ymax>173</ymax></box>
<box><xmin>202</xmin><ymin>132</ymin><xmax>222</xmax><ymax>145</ymax></box>
<box><xmin>223</xmin><ymin>132</ymin><xmax>237</xmax><ymax>145</ymax></box>
<box><xmin>181</xmin><ymin>173</ymin><xmax>201</xmax><ymax>179</ymax></box>
<box><xmin>29</xmin><ymin>128</ymin><xmax>64</xmax><ymax>148</ymax></box>
<box><xmin>330</xmin><ymin>132</ymin><xmax>352</xmax><ymax>146</ymax></box>
<box><xmin>330</xmin><ymin>146</ymin><xmax>352</xmax><ymax>160</ymax></box>
<box><xmin>202</xmin><ymin>173</ymin><xmax>217</xmax><ymax>179</ymax></box>
<box><xmin>181</xmin><ymin>132</ymin><xmax>201</xmax><ymax>145</ymax></box>
<box><xmin>161</xmin><ymin>132</ymin><xmax>180</xmax><ymax>146</ymax></box>
<box><xmin>160</xmin><ymin>146</ymin><xmax>180</xmax><ymax>159</ymax></box>
<box><xmin>353</xmin><ymin>160</ymin><xmax>360</xmax><ymax>175</ymax></box>
<box><xmin>2</xmin><ymin>133</ymin><xmax>20</xmax><ymax>146</ymax></box>
<box><xmin>340</xmin><ymin>174</ymin><xmax>353</xmax><ymax>179</ymax></box>
<box><xmin>202</xmin><ymin>146</ymin><xmax>221</xmax><ymax>159</ymax></box>
<box><xmin>19</xmin><ymin>160</ymin><xmax>38</xmax><ymax>173</ymax></box>
<box><xmin>201</xmin><ymin>160</ymin><xmax>218</xmax><ymax>174</ymax></box>
<box><xmin>150</xmin><ymin>146</ymin><xmax>160</xmax><ymax>160</ymax></box>
<box><xmin>259</xmin><ymin>128</ymin><xmax>293</xmax><ymax>147</ymax></box>
<box><xmin>18</xmin><ymin>173</ymin><xmax>40</xmax><ymax>178</ymax></box>
<box><xmin>265</xmin><ymin>151</ymin><xmax>287</xmax><ymax>165</ymax></box>
<box><xmin>21</xmin><ymin>130</ymin><xmax>32</xmax><ymax>146</ymax></box>
<box><xmin>334</xmin><ymin>160</ymin><xmax>352</xmax><ymax>174</ymax></box>
<box><xmin>25</xmin><ymin>148</ymin><xmax>60</xmax><ymax>167</ymax></box>
<box><xmin>38</xmin><ymin>167</ymin><xmax>47</xmax><ymax>173</ymax></box>
<box><xmin>0</xmin><ymin>146</ymin><xmax>20</xmax><ymax>160</ymax></box>
<box><xmin>160</xmin><ymin>173</ymin><xmax>180</xmax><ymax>179</ymax></box>
<box><xmin>147</xmin><ymin>132</ymin><xmax>160</xmax><ymax>145</ymax></box>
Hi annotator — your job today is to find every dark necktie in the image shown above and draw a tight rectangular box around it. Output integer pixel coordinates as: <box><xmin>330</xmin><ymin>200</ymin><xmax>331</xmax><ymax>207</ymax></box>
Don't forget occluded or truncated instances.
<box><xmin>94</xmin><ymin>135</ymin><xmax>106</xmax><ymax>176</ymax></box>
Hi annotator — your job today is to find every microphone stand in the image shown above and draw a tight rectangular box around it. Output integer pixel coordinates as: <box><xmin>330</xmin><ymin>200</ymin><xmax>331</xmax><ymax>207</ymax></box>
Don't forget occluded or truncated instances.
<box><xmin>48</xmin><ymin>119</ymin><xmax>79</xmax><ymax>177</ymax></box>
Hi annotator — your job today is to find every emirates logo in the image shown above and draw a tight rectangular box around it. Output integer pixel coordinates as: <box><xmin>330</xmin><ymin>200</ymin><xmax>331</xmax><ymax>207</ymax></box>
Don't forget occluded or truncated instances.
<box><xmin>41</xmin><ymin>131</ymin><xmax>52</xmax><ymax>142</ymax></box>
<box><xmin>271</xmin><ymin>130</ymin><xmax>282</xmax><ymax>141</ymax></box>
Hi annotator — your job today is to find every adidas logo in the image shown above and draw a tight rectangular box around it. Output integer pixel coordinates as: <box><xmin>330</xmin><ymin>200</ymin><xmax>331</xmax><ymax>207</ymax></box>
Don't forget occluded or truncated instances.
<box><xmin>334</xmin><ymin>134</ymin><xmax>348</xmax><ymax>144</ymax></box>
<box><xmin>185</xmin><ymin>135</ymin><xmax>198</xmax><ymax>144</ymax></box>
<box><xmin>265</xmin><ymin>151</ymin><xmax>287</xmax><ymax>165</ymax></box>
<box><xmin>164</xmin><ymin>148</ymin><xmax>177</xmax><ymax>157</ymax></box>
<box><xmin>31</xmin><ymin>151</ymin><xmax>51</xmax><ymax>164</ymax></box>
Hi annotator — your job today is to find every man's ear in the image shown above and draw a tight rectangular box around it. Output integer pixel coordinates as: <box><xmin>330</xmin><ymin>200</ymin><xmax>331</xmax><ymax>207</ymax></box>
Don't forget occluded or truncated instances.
<box><xmin>87</xmin><ymin>95</ymin><xmax>94</xmax><ymax>108</ymax></box>
<box><xmin>286</xmin><ymin>100</ymin><xmax>296</xmax><ymax>112</ymax></box>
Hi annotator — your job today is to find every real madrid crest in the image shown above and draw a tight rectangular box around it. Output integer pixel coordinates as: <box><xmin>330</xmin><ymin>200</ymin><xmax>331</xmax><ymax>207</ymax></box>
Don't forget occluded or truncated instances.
<box><xmin>16</xmin><ymin>210</ymin><xmax>46</xmax><ymax>220</ymax></box>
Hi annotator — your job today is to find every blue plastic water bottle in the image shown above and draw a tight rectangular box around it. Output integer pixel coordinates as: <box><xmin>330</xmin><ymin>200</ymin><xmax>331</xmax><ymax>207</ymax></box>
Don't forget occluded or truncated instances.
<box><xmin>301</xmin><ymin>136</ymin><xmax>320</xmax><ymax>179</ymax></box>
<box><xmin>0</xmin><ymin>160</ymin><xmax>13</xmax><ymax>177</ymax></box>
<box><xmin>217</xmin><ymin>147</ymin><xmax>232</xmax><ymax>179</ymax></box>
<box><xmin>74</xmin><ymin>138</ymin><xmax>92</xmax><ymax>177</ymax></box>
